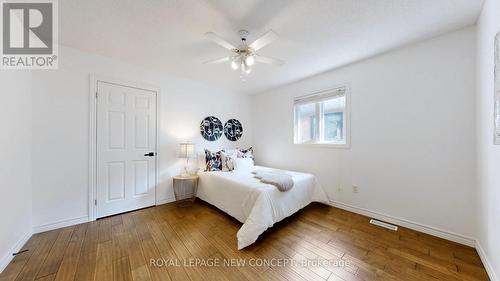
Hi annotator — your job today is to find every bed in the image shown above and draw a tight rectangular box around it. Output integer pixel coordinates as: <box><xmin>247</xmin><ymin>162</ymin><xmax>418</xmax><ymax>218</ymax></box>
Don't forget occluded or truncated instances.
<box><xmin>196</xmin><ymin>166</ymin><xmax>329</xmax><ymax>249</ymax></box>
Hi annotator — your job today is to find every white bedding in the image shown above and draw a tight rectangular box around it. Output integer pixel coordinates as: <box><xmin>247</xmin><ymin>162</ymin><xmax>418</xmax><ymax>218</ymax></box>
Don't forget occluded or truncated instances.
<box><xmin>196</xmin><ymin>166</ymin><xmax>329</xmax><ymax>249</ymax></box>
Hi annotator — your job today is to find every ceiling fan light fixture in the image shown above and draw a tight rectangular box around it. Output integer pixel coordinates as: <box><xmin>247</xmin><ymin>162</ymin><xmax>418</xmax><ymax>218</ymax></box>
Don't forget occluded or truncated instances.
<box><xmin>204</xmin><ymin>29</ymin><xmax>283</xmax><ymax>77</ymax></box>
<box><xmin>231</xmin><ymin>59</ymin><xmax>240</xmax><ymax>70</ymax></box>
<box><xmin>245</xmin><ymin>55</ymin><xmax>255</xmax><ymax>66</ymax></box>
<box><xmin>242</xmin><ymin>62</ymin><xmax>252</xmax><ymax>74</ymax></box>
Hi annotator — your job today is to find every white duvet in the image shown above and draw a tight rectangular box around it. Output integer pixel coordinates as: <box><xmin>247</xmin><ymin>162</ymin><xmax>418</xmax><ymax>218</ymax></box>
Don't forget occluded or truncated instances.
<box><xmin>196</xmin><ymin>166</ymin><xmax>329</xmax><ymax>249</ymax></box>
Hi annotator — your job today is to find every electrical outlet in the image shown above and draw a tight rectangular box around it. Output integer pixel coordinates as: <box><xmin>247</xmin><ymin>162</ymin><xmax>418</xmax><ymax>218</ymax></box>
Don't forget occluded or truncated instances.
<box><xmin>337</xmin><ymin>184</ymin><xmax>342</xmax><ymax>192</ymax></box>
<box><xmin>352</xmin><ymin>185</ymin><xmax>359</xmax><ymax>193</ymax></box>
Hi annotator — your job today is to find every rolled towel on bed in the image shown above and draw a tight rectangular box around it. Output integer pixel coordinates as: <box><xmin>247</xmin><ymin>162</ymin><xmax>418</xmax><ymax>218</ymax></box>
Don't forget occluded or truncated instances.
<box><xmin>253</xmin><ymin>170</ymin><xmax>294</xmax><ymax>191</ymax></box>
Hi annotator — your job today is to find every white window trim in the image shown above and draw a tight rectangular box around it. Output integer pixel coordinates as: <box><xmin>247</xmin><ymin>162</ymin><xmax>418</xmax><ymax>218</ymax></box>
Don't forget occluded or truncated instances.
<box><xmin>293</xmin><ymin>86</ymin><xmax>351</xmax><ymax>149</ymax></box>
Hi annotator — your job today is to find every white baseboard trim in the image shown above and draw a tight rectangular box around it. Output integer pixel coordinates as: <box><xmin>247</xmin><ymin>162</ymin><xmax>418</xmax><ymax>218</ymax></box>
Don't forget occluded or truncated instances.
<box><xmin>32</xmin><ymin>216</ymin><xmax>89</xmax><ymax>234</ymax></box>
<box><xmin>0</xmin><ymin>230</ymin><xmax>32</xmax><ymax>274</ymax></box>
<box><xmin>329</xmin><ymin>200</ymin><xmax>475</xmax><ymax>247</ymax></box>
<box><xmin>475</xmin><ymin>240</ymin><xmax>498</xmax><ymax>281</ymax></box>
<box><xmin>156</xmin><ymin>197</ymin><xmax>175</xmax><ymax>206</ymax></box>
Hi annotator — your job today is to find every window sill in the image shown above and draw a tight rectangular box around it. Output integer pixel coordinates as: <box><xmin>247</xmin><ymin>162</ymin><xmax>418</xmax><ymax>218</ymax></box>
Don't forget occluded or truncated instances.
<box><xmin>294</xmin><ymin>142</ymin><xmax>350</xmax><ymax>149</ymax></box>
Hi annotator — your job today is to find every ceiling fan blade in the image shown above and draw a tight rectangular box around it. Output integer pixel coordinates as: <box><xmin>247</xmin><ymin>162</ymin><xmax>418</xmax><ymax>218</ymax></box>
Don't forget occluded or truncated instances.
<box><xmin>205</xmin><ymin>32</ymin><xmax>236</xmax><ymax>50</ymax></box>
<box><xmin>255</xmin><ymin>55</ymin><xmax>284</xmax><ymax>66</ymax></box>
<box><xmin>203</xmin><ymin>56</ymin><xmax>231</xmax><ymax>64</ymax></box>
<box><xmin>249</xmin><ymin>30</ymin><xmax>278</xmax><ymax>51</ymax></box>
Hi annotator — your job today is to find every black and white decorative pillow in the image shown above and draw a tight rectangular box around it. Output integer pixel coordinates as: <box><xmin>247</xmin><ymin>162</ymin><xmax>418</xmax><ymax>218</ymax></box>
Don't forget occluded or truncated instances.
<box><xmin>204</xmin><ymin>149</ymin><xmax>223</xmax><ymax>171</ymax></box>
<box><xmin>224</xmin><ymin>119</ymin><xmax>243</xmax><ymax>141</ymax></box>
<box><xmin>200</xmin><ymin>116</ymin><xmax>223</xmax><ymax>141</ymax></box>
<box><xmin>221</xmin><ymin>150</ymin><xmax>237</xmax><ymax>171</ymax></box>
<box><xmin>238</xmin><ymin>147</ymin><xmax>254</xmax><ymax>160</ymax></box>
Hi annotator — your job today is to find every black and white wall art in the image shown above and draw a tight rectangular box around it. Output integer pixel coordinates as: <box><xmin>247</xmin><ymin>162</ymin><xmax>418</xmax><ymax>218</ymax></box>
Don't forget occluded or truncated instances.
<box><xmin>200</xmin><ymin>116</ymin><xmax>223</xmax><ymax>141</ymax></box>
<box><xmin>224</xmin><ymin>119</ymin><xmax>243</xmax><ymax>141</ymax></box>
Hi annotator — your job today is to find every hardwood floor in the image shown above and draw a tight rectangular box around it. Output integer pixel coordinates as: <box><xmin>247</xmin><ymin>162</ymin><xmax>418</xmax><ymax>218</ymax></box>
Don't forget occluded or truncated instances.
<box><xmin>0</xmin><ymin>201</ymin><xmax>489</xmax><ymax>281</ymax></box>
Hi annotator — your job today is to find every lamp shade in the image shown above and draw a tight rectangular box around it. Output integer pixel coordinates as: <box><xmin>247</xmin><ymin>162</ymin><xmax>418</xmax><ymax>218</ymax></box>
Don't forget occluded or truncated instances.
<box><xmin>179</xmin><ymin>143</ymin><xmax>195</xmax><ymax>158</ymax></box>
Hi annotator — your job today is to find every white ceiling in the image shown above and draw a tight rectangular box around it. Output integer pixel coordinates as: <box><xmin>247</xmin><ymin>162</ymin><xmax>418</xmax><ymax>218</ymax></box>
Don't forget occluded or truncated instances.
<box><xmin>59</xmin><ymin>0</ymin><xmax>483</xmax><ymax>95</ymax></box>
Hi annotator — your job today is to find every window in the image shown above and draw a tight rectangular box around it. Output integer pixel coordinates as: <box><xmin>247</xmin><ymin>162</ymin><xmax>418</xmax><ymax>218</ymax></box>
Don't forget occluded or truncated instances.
<box><xmin>294</xmin><ymin>87</ymin><xmax>349</xmax><ymax>147</ymax></box>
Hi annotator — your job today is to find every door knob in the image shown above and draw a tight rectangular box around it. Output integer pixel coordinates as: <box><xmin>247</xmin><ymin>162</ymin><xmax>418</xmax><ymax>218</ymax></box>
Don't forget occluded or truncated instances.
<box><xmin>144</xmin><ymin>152</ymin><xmax>156</xmax><ymax>157</ymax></box>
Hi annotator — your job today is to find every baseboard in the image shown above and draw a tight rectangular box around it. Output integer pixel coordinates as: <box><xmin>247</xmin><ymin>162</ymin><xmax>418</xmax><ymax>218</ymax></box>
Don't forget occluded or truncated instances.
<box><xmin>329</xmin><ymin>200</ymin><xmax>475</xmax><ymax>247</ymax></box>
<box><xmin>156</xmin><ymin>196</ymin><xmax>175</xmax><ymax>206</ymax></box>
<box><xmin>0</xmin><ymin>230</ymin><xmax>32</xmax><ymax>274</ymax></box>
<box><xmin>475</xmin><ymin>240</ymin><xmax>499</xmax><ymax>281</ymax></box>
<box><xmin>32</xmin><ymin>216</ymin><xmax>89</xmax><ymax>234</ymax></box>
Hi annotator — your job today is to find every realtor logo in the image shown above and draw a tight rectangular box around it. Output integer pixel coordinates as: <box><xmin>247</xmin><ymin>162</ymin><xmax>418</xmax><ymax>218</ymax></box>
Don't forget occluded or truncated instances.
<box><xmin>1</xmin><ymin>0</ymin><xmax>58</xmax><ymax>69</ymax></box>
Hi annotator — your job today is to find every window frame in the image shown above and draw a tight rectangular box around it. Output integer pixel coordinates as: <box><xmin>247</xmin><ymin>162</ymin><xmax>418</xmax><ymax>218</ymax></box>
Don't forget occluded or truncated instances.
<box><xmin>293</xmin><ymin>86</ymin><xmax>351</xmax><ymax>149</ymax></box>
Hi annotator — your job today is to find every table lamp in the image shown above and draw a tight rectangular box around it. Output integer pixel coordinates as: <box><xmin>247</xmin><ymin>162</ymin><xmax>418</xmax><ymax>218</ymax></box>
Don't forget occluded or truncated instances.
<box><xmin>179</xmin><ymin>143</ymin><xmax>195</xmax><ymax>176</ymax></box>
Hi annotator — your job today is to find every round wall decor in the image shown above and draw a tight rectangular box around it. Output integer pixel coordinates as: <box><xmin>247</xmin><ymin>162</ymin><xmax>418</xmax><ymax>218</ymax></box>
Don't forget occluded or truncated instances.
<box><xmin>200</xmin><ymin>116</ymin><xmax>223</xmax><ymax>141</ymax></box>
<box><xmin>224</xmin><ymin>119</ymin><xmax>243</xmax><ymax>141</ymax></box>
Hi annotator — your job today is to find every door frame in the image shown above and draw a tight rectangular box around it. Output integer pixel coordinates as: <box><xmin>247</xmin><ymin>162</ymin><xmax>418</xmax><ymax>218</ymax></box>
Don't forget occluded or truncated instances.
<box><xmin>88</xmin><ymin>74</ymin><xmax>160</xmax><ymax>221</ymax></box>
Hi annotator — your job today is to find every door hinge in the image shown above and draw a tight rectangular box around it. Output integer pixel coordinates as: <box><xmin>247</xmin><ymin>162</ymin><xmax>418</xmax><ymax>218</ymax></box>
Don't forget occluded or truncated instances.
<box><xmin>95</xmin><ymin>92</ymin><xmax>98</xmax><ymax>99</ymax></box>
<box><xmin>94</xmin><ymin>199</ymin><xmax>97</xmax><ymax>206</ymax></box>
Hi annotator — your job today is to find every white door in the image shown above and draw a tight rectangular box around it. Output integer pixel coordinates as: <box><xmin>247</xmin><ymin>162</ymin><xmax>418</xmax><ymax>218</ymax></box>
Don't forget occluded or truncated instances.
<box><xmin>96</xmin><ymin>81</ymin><xmax>157</xmax><ymax>218</ymax></box>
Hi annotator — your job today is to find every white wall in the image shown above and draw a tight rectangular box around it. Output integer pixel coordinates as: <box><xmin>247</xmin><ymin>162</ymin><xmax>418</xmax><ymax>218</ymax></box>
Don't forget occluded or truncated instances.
<box><xmin>0</xmin><ymin>71</ymin><xmax>32</xmax><ymax>272</ymax></box>
<box><xmin>476</xmin><ymin>0</ymin><xmax>500</xmax><ymax>279</ymax></box>
<box><xmin>251</xmin><ymin>27</ymin><xmax>477</xmax><ymax>241</ymax></box>
<box><xmin>31</xmin><ymin>46</ymin><xmax>252</xmax><ymax>228</ymax></box>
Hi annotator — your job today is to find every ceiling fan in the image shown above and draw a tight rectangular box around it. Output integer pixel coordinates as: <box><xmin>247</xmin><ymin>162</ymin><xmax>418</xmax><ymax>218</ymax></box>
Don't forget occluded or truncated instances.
<box><xmin>204</xmin><ymin>29</ymin><xmax>284</xmax><ymax>75</ymax></box>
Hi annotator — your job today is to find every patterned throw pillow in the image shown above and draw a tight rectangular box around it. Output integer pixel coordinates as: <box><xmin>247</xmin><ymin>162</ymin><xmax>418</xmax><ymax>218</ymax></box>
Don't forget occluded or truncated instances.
<box><xmin>238</xmin><ymin>147</ymin><xmax>254</xmax><ymax>160</ymax></box>
<box><xmin>222</xmin><ymin>150</ymin><xmax>237</xmax><ymax>171</ymax></box>
<box><xmin>204</xmin><ymin>149</ymin><xmax>223</xmax><ymax>171</ymax></box>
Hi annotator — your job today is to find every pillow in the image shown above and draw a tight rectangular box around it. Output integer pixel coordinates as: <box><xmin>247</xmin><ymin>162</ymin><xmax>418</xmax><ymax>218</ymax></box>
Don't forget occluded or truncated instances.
<box><xmin>238</xmin><ymin>147</ymin><xmax>254</xmax><ymax>160</ymax></box>
<box><xmin>204</xmin><ymin>149</ymin><xmax>223</xmax><ymax>171</ymax></box>
<box><xmin>221</xmin><ymin>150</ymin><xmax>237</xmax><ymax>171</ymax></box>
<box><xmin>233</xmin><ymin>158</ymin><xmax>254</xmax><ymax>172</ymax></box>
<box><xmin>223</xmin><ymin>155</ymin><xmax>235</xmax><ymax>171</ymax></box>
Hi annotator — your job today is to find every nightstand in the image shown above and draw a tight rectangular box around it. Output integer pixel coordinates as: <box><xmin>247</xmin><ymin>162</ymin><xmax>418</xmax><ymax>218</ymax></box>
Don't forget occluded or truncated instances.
<box><xmin>173</xmin><ymin>175</ymin><xmax>199</xmax><ymax>207</ymax></box>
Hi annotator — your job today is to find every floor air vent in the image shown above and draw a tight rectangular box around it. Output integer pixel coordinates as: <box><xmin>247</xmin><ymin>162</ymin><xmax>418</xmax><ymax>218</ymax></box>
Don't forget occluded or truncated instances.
<box><xmin>369</xmin><ymin>219</ymin><xmax>398</xmax><ymax>231</ymax></box>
